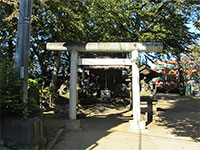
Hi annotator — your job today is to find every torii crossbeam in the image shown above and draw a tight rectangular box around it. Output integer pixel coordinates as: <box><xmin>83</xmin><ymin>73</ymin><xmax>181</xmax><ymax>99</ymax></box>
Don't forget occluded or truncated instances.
<box><xmin>46</xmin><ymin>42</ymin><xmax>163</xmax><ymax>131</ymax></box>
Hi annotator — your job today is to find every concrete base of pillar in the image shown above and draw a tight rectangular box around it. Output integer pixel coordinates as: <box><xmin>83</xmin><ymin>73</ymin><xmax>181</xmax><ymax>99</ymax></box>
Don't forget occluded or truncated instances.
<box><xmin>129</xmin><ymin>120</ymin><xmax>148</xmax><ymax>132</ymax></box>
<box><xmin>65</xmin><ymin>120</ymin><xmax>81</xmax><ymax>130</ymax></box>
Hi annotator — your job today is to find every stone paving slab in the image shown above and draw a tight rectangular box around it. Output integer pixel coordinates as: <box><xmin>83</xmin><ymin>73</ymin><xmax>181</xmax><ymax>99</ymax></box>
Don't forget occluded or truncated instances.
<box><xmin>53</xmin><ymin>115</ymin><xmax>200</xmax><ymax>150</ymax></box>
<box><xmin>53</xmin><ymin>95</ymin><xmax>200</xmax><ymax>150</ymax></box>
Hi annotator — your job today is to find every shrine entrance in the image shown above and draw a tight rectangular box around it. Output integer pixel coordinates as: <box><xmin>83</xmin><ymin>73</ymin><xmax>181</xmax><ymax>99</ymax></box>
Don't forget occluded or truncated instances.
<box><xmin>47</xmin><ymin>42</ymin><xmax>163</xmax><ymax>130</ymax></box>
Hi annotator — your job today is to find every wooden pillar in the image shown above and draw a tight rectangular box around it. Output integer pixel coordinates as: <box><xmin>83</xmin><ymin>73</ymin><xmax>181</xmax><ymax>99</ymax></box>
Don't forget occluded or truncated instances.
<box><xmin>129</xmin><ymin>50</ymin><xmax>146</xmax><ymax>130</ymax></box>
<box><xmin>69</xmin><ymin>50</ymin><xmax>77</xmax><ymax>120</ymax></box>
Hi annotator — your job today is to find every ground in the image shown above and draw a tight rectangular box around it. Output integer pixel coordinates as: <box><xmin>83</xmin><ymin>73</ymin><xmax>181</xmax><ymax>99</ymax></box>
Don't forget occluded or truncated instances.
<box><xmin>43</xmin><ymin>93</ymin><xmax>200</xmax><ymax>150</ymax></box>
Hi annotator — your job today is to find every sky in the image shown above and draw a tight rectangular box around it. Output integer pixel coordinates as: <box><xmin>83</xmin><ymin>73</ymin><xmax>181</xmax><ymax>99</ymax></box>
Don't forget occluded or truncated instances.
<box><xmin>187</xmin><ymin>23</ymin><xmax>200</xmax><ymax>43</ymax></box>
<box><xmin>187</xmin><ymin>24</ymin><xmax>200</xmax><ymax>34</ymax></box>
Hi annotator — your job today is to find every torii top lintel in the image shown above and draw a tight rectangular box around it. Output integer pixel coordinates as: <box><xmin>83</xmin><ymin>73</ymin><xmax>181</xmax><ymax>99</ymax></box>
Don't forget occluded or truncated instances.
<box><xmin>46</xmin><ymin>42</ymin><xmax>163</xmax><ymax>52</ymax></box>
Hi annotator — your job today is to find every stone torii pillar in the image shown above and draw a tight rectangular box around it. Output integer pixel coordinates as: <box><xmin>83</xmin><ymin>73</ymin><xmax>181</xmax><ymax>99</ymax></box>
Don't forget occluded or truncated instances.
<box><xmin>69</xmin><ymin>50</ymin><xmax>78</xmax><ymax>120</ymax></box>
<box><xmin>131</xmin><ymin>50</ymin><xmax>145</xmax><ymax>130</ymax></box>
<box><xmin>46</xmin><ymin>42</ymin><xmax>163</xmax><ymax>130</ymax></box>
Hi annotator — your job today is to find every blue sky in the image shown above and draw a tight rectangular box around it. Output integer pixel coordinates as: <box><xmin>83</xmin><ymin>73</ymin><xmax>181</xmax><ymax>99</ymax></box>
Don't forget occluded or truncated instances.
<box><xmin>187</xmin><ymin>23</ymin><xmax>200</xmax><ymax>43</ymax></box>
<box><xmin>187</xmin><ymin>24</ymin><xmax>200</xmax><ymax>34</ymax></box>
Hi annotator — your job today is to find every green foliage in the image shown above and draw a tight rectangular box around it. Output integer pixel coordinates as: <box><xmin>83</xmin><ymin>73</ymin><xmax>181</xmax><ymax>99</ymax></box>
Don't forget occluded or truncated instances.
<box><xmin>2</xmin><ymin>0</ymin><xmax>199</xmax><ymax>72</ymax></box>
<box><xmin>192</xmin><ymin>45</ymin><xmax>200</xmax><ymax>57</ymax></box>
<box><xmin>40</xmin><ymin>87</ymin><xmax>52</xmax><ymax>101</ymax></box>
<box><xmin>0</xmin><ymin>0</ymin><xmax>19</xmax><ymax>59</ymax></box>
<box><xmin>0</xmin><ymin>58</ymin><xmax>20</xmax><ymax>103</ymax></box>
<box><xmin>28</xmin><ymin>78</ymin><xmax>41</xmax><ymax>91</ymax></box>
<box><xmin>28</xmin><ymin>78</ymin><xmax>38</xmax><ymax>86</ymax></box>
<box><xmin>1</xmin><ymin>0</ymin><xmax>200</xmax><ymax>96</ymax></box>
<box><xmin>28</xmin><ymin>77</ymin><xmax>57</xmax><ymax>106</ymax></box>
<box><xmin>23</xmin><ymin>97</ymin><xmax>40</xmax><ymax>118</ymax></box>
<box><xmin>0</xmin><ymin>58</ymin><xmax>40</xmax><ymax>118</ymax></box>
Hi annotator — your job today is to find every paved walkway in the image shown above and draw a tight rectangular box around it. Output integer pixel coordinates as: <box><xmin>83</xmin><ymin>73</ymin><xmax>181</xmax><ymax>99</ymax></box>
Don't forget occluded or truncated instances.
<box><xmin>53</xmin><ymin>111</ymin><xmax>200</xmax><ymax>150</ymax></box>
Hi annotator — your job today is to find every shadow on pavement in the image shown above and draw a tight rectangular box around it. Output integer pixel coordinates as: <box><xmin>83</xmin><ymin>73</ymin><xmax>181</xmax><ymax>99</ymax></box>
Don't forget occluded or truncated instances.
<box><xmin>156</xmin><ymin>96</ymin><xmax>200</xmax><ymax>142</ymax></box>
<box><xmin>54</xmin><ymin>110</ymin><xmax>137</xmax><ymax>150</ymax></box>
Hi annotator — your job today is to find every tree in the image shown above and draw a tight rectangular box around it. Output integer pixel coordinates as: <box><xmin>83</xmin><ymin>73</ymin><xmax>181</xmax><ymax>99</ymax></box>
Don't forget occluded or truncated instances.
<box><xmin>0</xmin><ymin>0</ymin><xmax>19</xmax><ymax>59</ymax></box>
<box><xmin>182</xmin><ymin>45</ymin><xmax>200</xmax><ymax>81</ymax></box>
<box><xmin>1</xmin><ymin>0</ymin><xmax>200</xmax><ymax>95</ymax></box>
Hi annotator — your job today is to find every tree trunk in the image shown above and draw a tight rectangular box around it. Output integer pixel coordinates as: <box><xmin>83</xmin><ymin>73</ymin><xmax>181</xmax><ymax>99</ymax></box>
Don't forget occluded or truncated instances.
<box><xmin>176</xmin><ymin>55</ymin><xmax>185</xmax><ymax>95</ymax></box>
<box><xmin>50</xmin><ymin>51</ymin><xmax>61</xmax><ymax>94</ymax></box>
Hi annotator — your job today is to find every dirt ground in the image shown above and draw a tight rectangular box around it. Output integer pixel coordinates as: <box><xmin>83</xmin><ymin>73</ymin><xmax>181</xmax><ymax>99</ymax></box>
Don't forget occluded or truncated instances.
<box><xmin>43</xmin><ymin>93</ymin><xmax>200</xmax><ymax>149</ymax></box>
<box><xmin>43</xmin><ymin>102</ymin><xmax>129</xmax><ymax>144</ymax></box>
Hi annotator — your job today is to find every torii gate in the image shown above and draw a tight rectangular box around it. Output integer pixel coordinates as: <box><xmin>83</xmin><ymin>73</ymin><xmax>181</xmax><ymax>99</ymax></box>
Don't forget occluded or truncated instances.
<box><xmin>47</xmin><ymin>42</ymin><xmax>163</xmax><ymax>130</ymax></box>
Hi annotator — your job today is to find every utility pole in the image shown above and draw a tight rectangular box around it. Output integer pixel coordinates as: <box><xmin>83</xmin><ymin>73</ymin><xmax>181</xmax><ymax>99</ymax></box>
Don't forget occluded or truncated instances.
<box><xmin>15</xmin><ymin>0</ymin><xmax>33</xmax><ymax>103</ymax></box>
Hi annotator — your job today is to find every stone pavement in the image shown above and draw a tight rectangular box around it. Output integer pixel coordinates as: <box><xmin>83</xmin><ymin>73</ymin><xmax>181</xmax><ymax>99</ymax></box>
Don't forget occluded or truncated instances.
<box><xmin>53</xmin><ymin>111</ymin><xmax>200</xmax><ymax>150</ymax></box>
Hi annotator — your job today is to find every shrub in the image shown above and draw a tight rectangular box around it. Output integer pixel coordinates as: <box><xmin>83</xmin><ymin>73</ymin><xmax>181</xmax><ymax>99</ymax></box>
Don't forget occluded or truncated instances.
<box><xmin>0</xmin><ymin>58</ymin><xmax>40</xmax><ymax>118</ymax></box>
